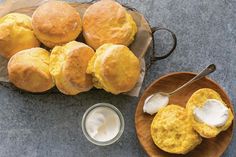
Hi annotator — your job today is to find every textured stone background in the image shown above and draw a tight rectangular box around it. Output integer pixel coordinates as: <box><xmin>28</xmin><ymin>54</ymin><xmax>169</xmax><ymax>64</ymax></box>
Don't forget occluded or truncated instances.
<box><xmin>0</xmin><ymin>0</ymin><xmax>235</xmax><ymax>157</ymax></box>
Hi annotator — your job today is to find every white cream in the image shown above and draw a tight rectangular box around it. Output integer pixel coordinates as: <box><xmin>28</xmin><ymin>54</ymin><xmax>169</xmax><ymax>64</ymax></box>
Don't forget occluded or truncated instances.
<box><xmin>143</xmin><ymin>93</ymin><xmax>169</xmax><ymax>115</ymax></box>
<box><xmin>85</xmin><ymin>106</ymin><xmax>120</xmax><ymax>142</ymax></box>
<box><xmin>193</xmin><ymin>99</ymin><xmax>229</xmax><ymax>127</ymax></box>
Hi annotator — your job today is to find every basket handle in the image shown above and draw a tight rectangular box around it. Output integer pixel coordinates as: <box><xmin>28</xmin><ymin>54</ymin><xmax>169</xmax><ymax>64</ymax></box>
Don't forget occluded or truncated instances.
<box><xmin>147</xmin><ymin>27</ymin><xmax>177</xmax><ymax>69</ymax></box>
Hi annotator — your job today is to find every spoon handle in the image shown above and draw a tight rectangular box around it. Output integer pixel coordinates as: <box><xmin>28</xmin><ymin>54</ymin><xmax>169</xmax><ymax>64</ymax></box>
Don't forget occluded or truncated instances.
<box><xmin>168</xmin><ymin>64</ymin><xmax>216</xmax><ymax>96</ymax></box>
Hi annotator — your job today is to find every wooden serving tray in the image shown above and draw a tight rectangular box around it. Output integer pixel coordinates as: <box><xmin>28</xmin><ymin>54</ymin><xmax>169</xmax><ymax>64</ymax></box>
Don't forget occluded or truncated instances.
<box><xmin>135</xmin><ymin>72</ymin><xmax>234</xmax><ymax>157</ymax></box>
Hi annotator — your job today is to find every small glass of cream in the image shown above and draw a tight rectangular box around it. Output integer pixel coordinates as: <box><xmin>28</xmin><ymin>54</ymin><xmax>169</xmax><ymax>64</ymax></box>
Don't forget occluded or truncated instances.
<box><xmin>82</xmin><ymin>103</ymin><xmax>125</xmax><ymax>146</ymax></box>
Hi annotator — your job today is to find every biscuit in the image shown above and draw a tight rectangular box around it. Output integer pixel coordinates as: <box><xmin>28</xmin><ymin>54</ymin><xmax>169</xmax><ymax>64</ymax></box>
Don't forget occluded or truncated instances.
<box><xmin>32</xmin><ymin>1</ymin><xmax>82</xmax><ymax>48</ymax></box>
<box><xmin>151</xmin><ymin>105</ymin><xmax>202</xmax><ymax>154</ymax></box>
<box><xmin>87</xmin><ymin>43</ymin><xmax>140</xmax><ymax>94</ymax></box>
<box><xmin>186</xmin><ymin>88</ymin><xmax>234</xmax><ymax>138</ymax></box>
<box><xmin>50</xmin><ymin>41</ymin><xmax>94</xmax><ymax>95</ymax></box>
<box><xmin>83</xmin><ymin>0</ymin><xmax>137</xmax><ymax>49</ymax></box>
<box><xmin>0</xmin><ymin>13</ymin><xmax>39</xmax><ymax>59</ymax></box>
<box><xmin>8</xmin><ymin>48</ymin><xmax>54</xmax><ymax>92</ymax></box>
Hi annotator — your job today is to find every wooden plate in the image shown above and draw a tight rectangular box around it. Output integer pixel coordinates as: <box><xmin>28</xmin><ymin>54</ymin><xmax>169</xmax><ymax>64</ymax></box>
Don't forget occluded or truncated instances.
<box><xmin>135</xmin><ymin>72</ymin><xmax>234</xmax><ymax>157</ymax></box>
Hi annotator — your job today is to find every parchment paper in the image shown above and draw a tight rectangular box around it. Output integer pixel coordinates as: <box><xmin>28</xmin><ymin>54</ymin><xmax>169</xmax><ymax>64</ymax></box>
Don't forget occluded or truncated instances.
<box><xmin>0</xmin><ymin>0</ymin><xmax>152</xmax><ymax>97</ymax></box>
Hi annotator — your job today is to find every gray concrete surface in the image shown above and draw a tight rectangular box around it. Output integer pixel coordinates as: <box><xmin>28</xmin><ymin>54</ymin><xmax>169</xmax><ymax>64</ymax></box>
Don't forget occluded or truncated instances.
<box><xmin>0</xmin><ymin>0</ymin><xmax>235</xmax><ymax>156</ymax></box>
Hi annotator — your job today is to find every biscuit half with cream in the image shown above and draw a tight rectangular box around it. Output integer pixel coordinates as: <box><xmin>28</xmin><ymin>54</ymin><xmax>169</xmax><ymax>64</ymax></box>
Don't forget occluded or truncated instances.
<box><xmin>83</xmin><ymin>0</ymin><xmax>137</xmax><ymax>49</ymax></box>
<box><xmin>151</xmin><ymin>105</ymin><xmax>202</xmax><ymax>154</ymax></box>
<box><xmin>86</xmin><ymin>43</ymin><xmax>140</xmax><ymax>94</ymax></box>
<box><xmin>8</xmin><ymin>48</ymin><xmax>54</xmax><ymax>92</ymax></box>
<box><xmin>50</xmin><ymin>41</ymin><xmax>94</xmax><ymax>95</ymax></box>
<box><xmin>186</xmin><ymin>88</ymin><xmax>234</xmax><ymax>138</ymax></box>
<box><xmin>0</xmin><ymin>13</ymin><xmax>40</xmax><ymax>59</ymax></box>
<box><xmin>32</xmin><ymin>1</ymin><xmax>82</xmax><ymax>48</ymax></box>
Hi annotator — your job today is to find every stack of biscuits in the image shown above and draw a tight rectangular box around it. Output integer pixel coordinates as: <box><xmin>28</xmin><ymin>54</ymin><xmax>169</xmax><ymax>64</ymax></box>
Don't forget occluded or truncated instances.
<box><xmin>0</xmin><ymin>0</ymin><xmax>141</xmax><ymax>95</ymax></box>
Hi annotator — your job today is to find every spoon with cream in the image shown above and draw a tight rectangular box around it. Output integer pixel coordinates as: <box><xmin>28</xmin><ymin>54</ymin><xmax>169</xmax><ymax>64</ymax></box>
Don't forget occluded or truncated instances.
<box><xmin>143</xmin><ymin>64</ymin><xmax>216</xmax><ymax>115</ymax></box>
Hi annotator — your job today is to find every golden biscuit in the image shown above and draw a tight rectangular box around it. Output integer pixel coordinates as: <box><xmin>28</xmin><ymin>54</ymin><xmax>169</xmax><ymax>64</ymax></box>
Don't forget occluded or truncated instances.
<box><xmin>83</xmin><ymin>0</ymin><xmax>137</xmax><ymax>49</ymax></box>
<box><xmin>151</xmin><ymin>105</ymin><xmax>202</xmax><ymax>154</ymax></box>
<box><xmin>50</xmin><ymin>41</ymin><xmax>94</xmax><ymax>95</ymax></box>
<box><xmin>32</xmin><ymin>1</ymin><xmax>82</xmax><ymax>48</ymax></box>
<box><xmin>87</xmin><ymin>43</ymin><xmax>140</xmax><ymax>94</ymax></box>
<box><xmin>186</xmin><ymin>88</ymin><xmax>234</xmax><ymax>138</ymax></box>
<box><xmin>0</xmin><ymin>13</ymin><xmax>40</xmax><ymax>59</ymax></box>
<box><xmin>8</xmin><ymin>48</ymin><xmax>54</xmax><ymax>92</ymax></box>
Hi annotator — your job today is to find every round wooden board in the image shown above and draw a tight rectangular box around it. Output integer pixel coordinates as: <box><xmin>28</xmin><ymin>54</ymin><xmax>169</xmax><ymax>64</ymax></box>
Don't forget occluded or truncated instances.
<box><xmin>135</xmin><ymin>72</ymin><xmax>234</xmax><ymax>157</ymax></box>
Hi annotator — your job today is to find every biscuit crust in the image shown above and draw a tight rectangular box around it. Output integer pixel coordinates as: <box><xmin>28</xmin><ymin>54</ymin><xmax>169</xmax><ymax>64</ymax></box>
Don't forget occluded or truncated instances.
<box><xmin>83</xmin><ymin>0</ymin><xmax>137</xmax><ymax>49</ymax></box>
<box><xmin>8</xmin><ymin>48</ymin><xmax>54</xmax><ymax>92</ymax></box>
<box><xmin>50</xmin><ymin>41</ymin><xmax>94</xmax><ymax>95</ymax></box>
<box><xmin>0</xmin><ymin>13</ymin><xmax>40</xmax><ymax>59</ymax></box>
<box><xmin>87</xmin><ymin>43</ymin><xmax>140</xmax><ymax>94</ymax></box>
<box><xmin>32</xmin><ymin>1</ymin><xmax>82</xmax><ymax>48</ymax></box>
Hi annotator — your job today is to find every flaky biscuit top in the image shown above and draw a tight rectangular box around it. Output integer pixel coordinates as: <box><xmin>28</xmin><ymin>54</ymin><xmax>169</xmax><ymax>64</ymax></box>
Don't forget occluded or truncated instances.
<box><xmin>0</xmin><ymin>13</ymin><xmax>39</xmax><ymax>59</ymax></box>
<box><xmin>83</xmin><ymin>0</ymin><xmax>137</xmax><ymax>49</ymax></box>
<box><xmin>32</xmin><ymin>1</ymin><xmax>82</xmax><ymax>47</ymax></box>
<box><xmin>50</xmin><ymin>41</ymin><xmax>94</xmax><ymax>95</ymax></box>
<box><xmin>87</xmin><ymin>43</ymin><xmax>140</xmax><ymax>94</ymax></box>
<box><xmin>8</xmin><ymin>48</ymin><xmax>54</xmax><ymax>92</ymax></box>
